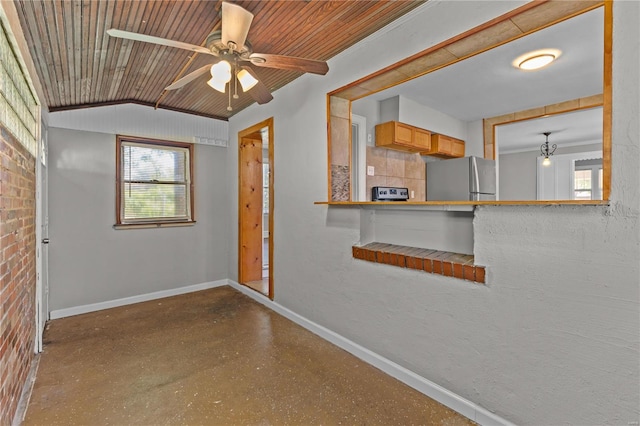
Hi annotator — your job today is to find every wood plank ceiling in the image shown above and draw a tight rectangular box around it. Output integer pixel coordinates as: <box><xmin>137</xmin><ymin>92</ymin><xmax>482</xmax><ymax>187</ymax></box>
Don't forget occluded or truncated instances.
<box><xmin>14</xmin><ymin>0</ymin><xmax>425</xmax><ymax>120</ymax></box>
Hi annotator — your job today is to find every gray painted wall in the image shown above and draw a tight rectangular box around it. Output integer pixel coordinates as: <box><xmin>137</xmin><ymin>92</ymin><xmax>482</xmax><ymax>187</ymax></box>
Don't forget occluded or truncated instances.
<box><xmin>361</xmin><ymin>208</ymin><xmax>475</xmax><ymax>255</ymax></box>
<box><xmin>47</xmin><ymin>126</ymin><xmax>230</xmax><ymax>311</ymax></box>
<box><xmin>227</xmin><ymin>1</ymin><xmax>639</xmax><ymax>424</ymax></box>
<box><xmin>499</xmin><ymin>143</ymin><xmax>602</xmax><ymax>200</ymax></box>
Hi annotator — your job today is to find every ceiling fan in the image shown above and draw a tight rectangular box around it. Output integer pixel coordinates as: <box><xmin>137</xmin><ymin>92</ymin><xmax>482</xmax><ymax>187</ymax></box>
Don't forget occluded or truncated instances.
<box><xmin>107</xmin><ymin>1</ymin><xmax>329</xmax><ymax>111</ymax></box>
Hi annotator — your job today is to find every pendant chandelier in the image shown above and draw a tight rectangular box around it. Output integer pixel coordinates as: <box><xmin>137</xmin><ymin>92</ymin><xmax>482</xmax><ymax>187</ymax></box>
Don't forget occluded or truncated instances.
<box><xmin>540</xmin><ymin>132</ymin><xmax>557</xmax><ymax>166</ymax></box>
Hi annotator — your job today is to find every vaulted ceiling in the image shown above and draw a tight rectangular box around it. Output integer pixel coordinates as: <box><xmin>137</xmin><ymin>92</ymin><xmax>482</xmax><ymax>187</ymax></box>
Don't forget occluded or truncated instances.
<box><xmin>14</xmin><ymin>0</ymin><xmax>424</xmax><ymax>120</ymax></box>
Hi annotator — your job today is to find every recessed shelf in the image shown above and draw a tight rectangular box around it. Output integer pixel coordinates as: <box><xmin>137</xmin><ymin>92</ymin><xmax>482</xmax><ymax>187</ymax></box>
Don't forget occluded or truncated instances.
<box><xmin>353</xmin><ymin>242</ymin><xmax>485</xmax><ymax>284</ymax></box>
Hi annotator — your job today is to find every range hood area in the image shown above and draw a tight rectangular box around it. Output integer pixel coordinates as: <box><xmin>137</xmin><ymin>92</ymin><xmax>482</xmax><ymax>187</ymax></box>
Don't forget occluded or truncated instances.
<box><xmin>378</xmin><ymin>95</ymin><xmax>471</xmax><ymax>152</ymax></box>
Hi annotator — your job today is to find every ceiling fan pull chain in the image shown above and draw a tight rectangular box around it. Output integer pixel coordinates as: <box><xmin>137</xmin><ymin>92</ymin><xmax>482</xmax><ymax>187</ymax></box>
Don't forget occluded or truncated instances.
<box><xmin>233</xmin><ymin>63</ymin><xmax>239</xmax><ymax>99</ymax></box>
<box><xmin>227</xmin><ymin>82</ymin><xmax>233</xmax><ymax>111</ymax></box>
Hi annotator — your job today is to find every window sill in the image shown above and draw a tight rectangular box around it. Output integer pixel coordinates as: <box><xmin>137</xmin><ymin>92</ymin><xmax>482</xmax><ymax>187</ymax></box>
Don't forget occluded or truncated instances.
<box><xmin>113</xmin><ymin>221</ymin><xmax>196</xmax><ymax>230</ymax></box>
<box><xmin>353</xmin><ymin>242</ymin><xmax>485</xmax><ymax>284</ymax></box>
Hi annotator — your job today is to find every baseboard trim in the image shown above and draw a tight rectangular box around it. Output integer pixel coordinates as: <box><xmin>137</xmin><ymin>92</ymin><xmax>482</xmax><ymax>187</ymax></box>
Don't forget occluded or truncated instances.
<box><xmin>227</xmin><ymin>280</ymin><xmax>513</xmax><ymax>426</ymax></box>
<box><xmin>12</xmin><ymin>354</ymin><xmax>39</xmax><ymax>426</ymax></box>
<box><xmin>49</xmin><ymin>280</ymin><xmax>228</xmax><ymax>319</ymax></box>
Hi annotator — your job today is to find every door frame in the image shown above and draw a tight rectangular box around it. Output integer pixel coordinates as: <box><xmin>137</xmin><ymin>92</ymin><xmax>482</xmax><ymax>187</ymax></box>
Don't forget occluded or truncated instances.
<box><xmin>35</xmin><ymin>117</ymin><xmax>48</xmax><ymax>352</ymax></box>
<box><xmin>238</xmin><ymin>118</ymin><xmax>274</xmax><ymax>299</ymax></box>
<box><xmin>351</xmin><ymin>114</ymin><xmax>367</xmax><ymax>201</ymax></box>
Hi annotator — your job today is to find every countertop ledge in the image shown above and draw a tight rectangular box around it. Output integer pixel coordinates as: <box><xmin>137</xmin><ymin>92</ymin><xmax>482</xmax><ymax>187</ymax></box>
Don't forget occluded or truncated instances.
<box><xmin>316</xmin><ymin>200</ymin><xmax>610</xmax><ymax>207</ymax></box>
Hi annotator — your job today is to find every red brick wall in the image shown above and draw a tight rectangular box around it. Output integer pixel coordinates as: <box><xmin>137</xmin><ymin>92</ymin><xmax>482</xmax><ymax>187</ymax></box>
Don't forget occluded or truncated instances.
<box><xmin>0</xmin><ymin>124</ymin><xmax>36</xmax><ymax>425</ymax></box>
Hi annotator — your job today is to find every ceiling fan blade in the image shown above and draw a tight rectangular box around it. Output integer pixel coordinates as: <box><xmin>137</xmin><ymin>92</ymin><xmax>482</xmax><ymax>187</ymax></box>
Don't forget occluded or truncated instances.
<box><xmin>248</xmin><ymin>53</ymin><xmax>329</xmax><ymax>75</ymax></box>
<box><xmin>107</xmin><ymin>29</ymin><xmax>214</xmax><ymax>56</ymax></box>
<box><xmin>241</xmin><ymin>66</ymin><xmax>273</xmax><ymax>105</ymax></box>
<box><xmin>165</xmin><ymin>65</ymin><xmax>214</xmax><ymax>91</ymax></box>
<box><xmin>221</xmin><ymin>2</ymin><xmax>254</xmax><ymax>50</ymax></box>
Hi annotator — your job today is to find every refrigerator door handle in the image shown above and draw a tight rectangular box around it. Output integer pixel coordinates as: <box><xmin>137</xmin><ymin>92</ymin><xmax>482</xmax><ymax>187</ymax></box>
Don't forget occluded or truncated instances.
<box><xmin>470</xmin><ymin>156</ymin><xmax>480</xmax><ymax>194</ymax></box>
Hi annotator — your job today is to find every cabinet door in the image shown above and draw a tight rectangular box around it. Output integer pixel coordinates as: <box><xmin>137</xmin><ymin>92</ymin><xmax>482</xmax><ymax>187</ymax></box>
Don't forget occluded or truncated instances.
<box><xmin>414</xmin><ymin>128</ymin><xmax>431</xmax><ymax>150</ymax></box>
<box><xmin>434</xmin><ymin>134</ymin><xmax>453</xmax><ymax>154</ymax></box>
<box><xmin>375</xmin><ymin>122</ymin><xmax>398</xmax><ymax>148</ymax></box>
<box><xmin>395</xmin><ymin>122</ymin><xmax>414</xmax><ymax>145</ymax></box>
<box><xmin>451</xmin><ymin>139</ymin><xmax>465</xmax><ymax>157</ymax></box>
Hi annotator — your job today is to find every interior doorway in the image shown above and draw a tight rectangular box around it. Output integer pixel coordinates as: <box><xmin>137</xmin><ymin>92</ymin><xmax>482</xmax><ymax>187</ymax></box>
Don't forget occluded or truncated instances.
<box><xmin>238</xmin><ymin>118</ymin><xmax>274</xmax><ymax>299</ymax></box>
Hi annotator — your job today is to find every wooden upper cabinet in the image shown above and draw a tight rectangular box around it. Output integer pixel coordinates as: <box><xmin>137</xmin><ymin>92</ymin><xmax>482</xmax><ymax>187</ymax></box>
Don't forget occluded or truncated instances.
<box><xmin>375</xmin><ymin>121</ymin><xmax>431</xmax><ymax>153</ymax></box>
<box><xmin>451</xmin><ymin>138</ymin><xmax>465</xmax><ymax>157</ymax></box>
<box><xmin>375</xmin><ymin>121</ymin><xmax>464</xmax><ymax>158</ymax></box>
<box><xmin>394</xmin><ymin>122</ymin><xmax>414</xmax><ymax>145</ymax></box>
<box><xmin>413</xmin><ymin>128</ymin><xmax>432</xmax><ymax>151</ymax></box>
<box><xmin>427</xmin><ymin>134</ymin><xmax>465</xmax><ymax>158</ymax></box>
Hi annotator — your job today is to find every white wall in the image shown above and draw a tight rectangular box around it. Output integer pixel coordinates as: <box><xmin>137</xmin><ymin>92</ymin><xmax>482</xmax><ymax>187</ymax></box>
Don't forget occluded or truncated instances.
<box><xmin>500</xmin><ymin>143</ymin><xmax>602</xmax><ymax>200</ymax></box>
<box><xmin>378</xmin><ymin>95</ymin><xmax>400</xmax><ymax>123</ymax></box>
<box><xmin>398</xmin><ymin>95</ymin><xmax>468</xmax><ymax>142</ymax></box>
<box><xmin>47</xmin><ymin>108</ymin><xmax>230</xmax><ymax>311</ymax></box>
<box><xmin>227</xmin><ymin>1</ymin><xmax>639</xmax><ymax>424</ymax></box>
<box><xmin>465</xmin><ymin>119</ymin><xmax>485</xmax><ymax>158</ymax></box>
<box><xmin>48</xmin><ymin>103</ymin><xmax>229</xmax><ymax>145</ymax></box>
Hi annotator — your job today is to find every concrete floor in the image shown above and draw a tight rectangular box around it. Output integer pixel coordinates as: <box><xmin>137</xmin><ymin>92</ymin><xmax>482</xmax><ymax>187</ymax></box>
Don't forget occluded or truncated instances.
<box><xmin>24</xmin><ymin>286</ymin><xmax>473</xmax><ymax>425</ymax></box>
<box><xmin>245</xmin><ymin>278</ymin><xmax>269</xmax><ymax>295</ymax></box>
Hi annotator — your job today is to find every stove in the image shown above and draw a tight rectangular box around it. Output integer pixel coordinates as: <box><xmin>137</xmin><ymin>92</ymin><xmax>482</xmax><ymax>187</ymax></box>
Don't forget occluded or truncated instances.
<box><xmin>371</xmin><ymin>186</ymin><xmax>409</xmax><ymax>201</ymax></box>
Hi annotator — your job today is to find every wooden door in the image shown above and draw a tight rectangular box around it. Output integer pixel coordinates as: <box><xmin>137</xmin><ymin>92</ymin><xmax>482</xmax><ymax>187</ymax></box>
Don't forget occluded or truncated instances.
<box><xmin>239</xmin><ymin>136</ymin><xmax>263</xmax><ymax>283</ymax></box>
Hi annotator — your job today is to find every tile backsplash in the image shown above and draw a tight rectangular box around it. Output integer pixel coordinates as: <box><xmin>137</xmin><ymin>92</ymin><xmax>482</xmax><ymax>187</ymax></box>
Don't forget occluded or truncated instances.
<box><xmin>366</xmin><ymin>146</ymin><xmax>425</xmax><ymax>201</ymax></box>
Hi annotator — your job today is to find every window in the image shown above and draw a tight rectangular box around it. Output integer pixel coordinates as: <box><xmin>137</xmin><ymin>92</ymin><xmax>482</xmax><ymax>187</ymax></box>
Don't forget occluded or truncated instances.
<box><xmin>116</xmin><ymin>136</ymin><xmax>194</xmax><ymax>226</ymax></box>
<box><xmin>0</xmin><ymin>20</ymin><xmax>39</xmax><ymax>156</ymax></box>
<box><xmin>574</xmin><ymin>169</ymin><xmax>593</xmax><ymax>200</ymax></box>
<box><xmin>574</xmin><ymin>159</ymin><xmax>603</xmax><ymax>200</ymax></box>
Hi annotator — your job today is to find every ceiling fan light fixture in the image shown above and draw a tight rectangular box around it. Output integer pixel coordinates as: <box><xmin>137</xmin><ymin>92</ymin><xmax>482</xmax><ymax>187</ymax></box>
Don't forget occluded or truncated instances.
<box><xmin>513</xmin><ymin>49</ymin><xmax>561</xmax><ymax>71</ymax></box>
<box><xmin>207</xmin><ymin>77</ymin><xmax>227</xmax><ymax>93</ymax></box>
<box><xmin>108</xmin><ymin>1</ymin><xmax>326</xmax><ymax>112</ymax></box>
<box><xmin>237</xmin><ymin>69</ymin><xmax>258</xmax><ymax>92</ymax></box>
<box><xmin>210</xmin><ymin>60</ymin><xmax>232</xmax><ymax>83</ymax></box>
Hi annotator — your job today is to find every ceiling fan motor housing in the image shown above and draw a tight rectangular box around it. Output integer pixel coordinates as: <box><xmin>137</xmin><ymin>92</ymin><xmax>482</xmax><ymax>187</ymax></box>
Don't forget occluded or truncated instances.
<box><xmin>206</xmin><ymin>30</ymin><xmax>252</xmax><ymax>59</ymax></box>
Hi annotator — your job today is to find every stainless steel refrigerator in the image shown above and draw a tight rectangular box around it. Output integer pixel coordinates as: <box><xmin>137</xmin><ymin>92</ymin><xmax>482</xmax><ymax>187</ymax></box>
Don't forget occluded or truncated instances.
<box><xmin>426</xmin><ymin>156</ymin><xmax>496</xmax><ymax>201</ymax></box>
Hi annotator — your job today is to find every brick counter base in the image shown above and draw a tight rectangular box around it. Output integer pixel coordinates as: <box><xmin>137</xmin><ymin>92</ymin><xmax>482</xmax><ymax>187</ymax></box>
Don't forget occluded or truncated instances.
<box><xmin>352</xmin><ymin>242</ymin><xmax>486</xmax><ymax>284</ymax></box>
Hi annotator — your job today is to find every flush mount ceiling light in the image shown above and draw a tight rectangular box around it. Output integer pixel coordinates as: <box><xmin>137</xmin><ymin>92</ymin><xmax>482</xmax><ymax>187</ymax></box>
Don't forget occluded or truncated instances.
<box><xmin>513</xmin><ymin>49</ymin><xmax>562</xmax><ymax>71</ymax></box>
<box><xmin>540</xmin><ymin>131</ymin><xmax>557</xmax><ymax>166</ymax></box>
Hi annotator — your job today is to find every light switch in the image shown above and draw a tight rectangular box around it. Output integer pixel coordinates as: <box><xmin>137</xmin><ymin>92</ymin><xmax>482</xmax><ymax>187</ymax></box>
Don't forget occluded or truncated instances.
<box><xmin>411</xmin><ymin>190</ymin><xmax>415</xmax><ymax>199</ymax></box>
<box><xmin>367</xmin><ymin>166</ymin><xmax>375</xmax><ymax>176</ymax></box>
